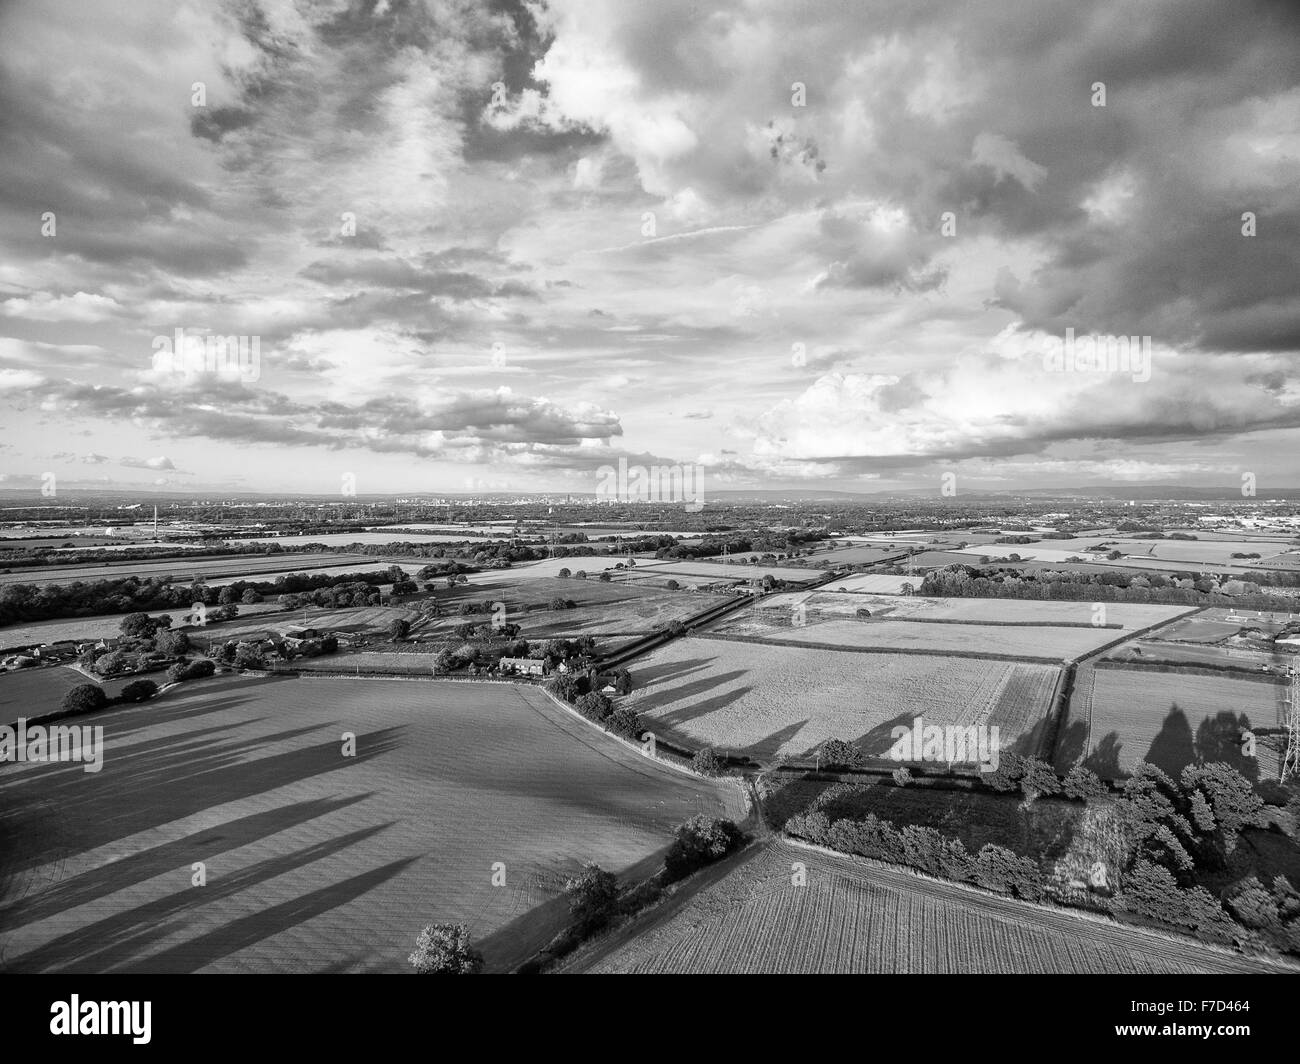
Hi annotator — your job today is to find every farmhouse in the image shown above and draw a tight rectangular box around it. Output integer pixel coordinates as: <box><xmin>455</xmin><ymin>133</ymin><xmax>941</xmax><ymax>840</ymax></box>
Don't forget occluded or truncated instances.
<box><xmin>498</xmin><ymin>657</ymin><xmax>548</xmax><ymax>677</ymax></box>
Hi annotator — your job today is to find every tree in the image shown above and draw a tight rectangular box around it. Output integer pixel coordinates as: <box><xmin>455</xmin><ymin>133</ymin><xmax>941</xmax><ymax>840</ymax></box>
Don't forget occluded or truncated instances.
<box><xmin>408</xmin><ymin>923</ymin><xmax>483</xmax><ymax>974</ymax></box>
<box><xmin>61</xmin><ymin>684</ymin><xmax>107</xmax><ymax>716</ymax></box>
<box><xmin>233</xmin><ymin>643</ymin><xmax>265</xmax><ymax>670</ymax></box>
<box><xmin>598</xmin><ymin>571</ymin><xmax>612</xmax><ymax>582</ymax></box>
<box><xmin>604</xmin><ymin>707</ymin><xmax>642</xmax><ymax>741</ymax></box>
<box><xmin>119</xmin><ymin>679</ymin><xmax>158</xmax><ymax>703</ymax></box>
<box><xmin>575</xmin><ymin>691</ymin><xmax>612</xmax><ymax>722</ymax></box>
<box><xmin>893</xmin><ymin>767</ymin><xmax>913</xmax><ymax>787</ymax></box>
<box><xmin>574</xmin><ymin>570</ymin><xmax>588</xmax><ymax>579</ymax></box>
<box><xmin>664</xmin><ymin>815</ymin><xmax>744</xmax><ymax>881</ymax></box>
<box><xmin>557</xmin><ymin>568</ymin><xmax>571</xmax><ymax>579</ymax></box>
<box><xmin>691</xmin><ymin>746</ymin><xmax>725</xmax><ymax>777</ymax></box>
<box><xmin>665</xmin><ymin>579</ymin><xmax>680</xmax><ymax>591</ymax></box>
<box><xmin>547</xmin><ymin>673</ymin><xmax>581</xmax><ymax>702</ymax></box>
<box><xmin>564</xmin><ymin>863</ymin><xmax>618</xmax><ymax>930</ymax></box>
<box><xmin>388</xmin><ymin>618</ymin><xmax>411</xmax><ymax>642</ymax></box>
<box><xmin>819</xmin><ymin>738</ymin><xmax>865</xmax><ymax>770</ymax></box>
<box><xmin>154</xmin><ymin>628</ymin><xmax>189</xmax><ymax>656</ymax></box>
<box><xmin>241</xmin><ymin>588</ymin><xmax>262</xmax><ymax>604</ymax></box>
<box><xmin>119</xmin><ymin>612</ymin><xmax>158</xmax><ymax>639</ymax></box>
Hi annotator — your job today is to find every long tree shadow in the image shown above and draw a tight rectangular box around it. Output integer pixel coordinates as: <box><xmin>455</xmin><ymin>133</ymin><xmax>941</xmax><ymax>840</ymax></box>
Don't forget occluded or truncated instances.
<box><xmin>0</xmin><ymin>725</ymin><xmax>405</xmax><ymax>872</ymax></box>
<box><xmin>649</xmin><ymin>682</ymin><xmax>752</xmax><ymax>732</ymax></box>
<box><xmin>1144</xmin><ymin>705</ymin><xmax>1195</xmax><ymax>779</ymax></box>
<box><xmin>1082</xmin><ymin>732</ymin><xmax>1124</xmax><ymax>779</ymax></box>
<box><xmin>742</xmin><ymin>719</ymin><xmax>809</xmax><ymax>763</ymax></box>
<box><xmin>633</xmin><ymin>668</ymin><xmax>749</xmax><ymax>715</ymax></box>
<box><xmin>852</xmin><ymin>711</ymin><xmax>918</xmax><ymax>758</ymax></box>
<box><xmin>0</xmin><ymin>794</ymin><xmax>374</xmax><ymax>930</ymax></box>
<box><xmin>114</xmin><ymin>856</ymin><xmax>422</xmax><ymax>974</ymax></box>
<box><xmin>1194</xmin><ymin>711</ymin><xmax>1259</xmax><ymax>781</ymax></box>
<box><xmin>9</xmin><ymin>822</ymin><xmax>399</xmax><ymax>973</ymax></box>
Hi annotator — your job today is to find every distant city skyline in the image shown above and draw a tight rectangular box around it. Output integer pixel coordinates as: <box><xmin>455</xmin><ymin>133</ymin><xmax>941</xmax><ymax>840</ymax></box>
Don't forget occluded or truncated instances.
<box><xmin>2</xmin><ymin>0</ymin><xmax>1298</xmax><ymax>495</ymax></box>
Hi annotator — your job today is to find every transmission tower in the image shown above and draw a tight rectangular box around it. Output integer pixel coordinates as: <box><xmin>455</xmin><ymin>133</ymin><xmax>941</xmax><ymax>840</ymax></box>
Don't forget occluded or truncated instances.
<box><xmin>1283</xmin><ymin>662</ymin><xmax>1300</xmax><ymax>784</ymax></box>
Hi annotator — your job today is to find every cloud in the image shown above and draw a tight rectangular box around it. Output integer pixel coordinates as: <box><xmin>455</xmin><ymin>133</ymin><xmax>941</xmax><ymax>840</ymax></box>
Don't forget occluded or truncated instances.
<box><xmin>120</xmin><ymin>455</ymin><xmax>176</xmax><ymax>470</ymax></box>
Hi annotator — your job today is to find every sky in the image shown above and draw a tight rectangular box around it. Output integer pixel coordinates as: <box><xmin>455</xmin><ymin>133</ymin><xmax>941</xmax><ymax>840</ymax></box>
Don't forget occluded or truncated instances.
<box><xmin>0</xmin><ymin>0</ymin><xmax>1298</xmax><ymax>497</ymax></box>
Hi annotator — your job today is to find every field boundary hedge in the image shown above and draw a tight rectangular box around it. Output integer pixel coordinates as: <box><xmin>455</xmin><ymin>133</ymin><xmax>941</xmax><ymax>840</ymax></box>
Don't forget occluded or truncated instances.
<box><xmin>1092</xmin><ymin>658</ymin><xmax>1286</xmax><ymax>684</ymax></box>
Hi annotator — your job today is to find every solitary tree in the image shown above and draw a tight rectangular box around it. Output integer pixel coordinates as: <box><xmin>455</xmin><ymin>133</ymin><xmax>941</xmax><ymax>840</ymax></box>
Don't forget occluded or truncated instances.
<box><xmin>408</xmin><ymin>923</ymin><xmax>483</xmax><ymax>974</ymax></box>
<box><xmin>62</xmin><ymin>684</ymin><xmax>107</xmax><ymax>716</ymax></box>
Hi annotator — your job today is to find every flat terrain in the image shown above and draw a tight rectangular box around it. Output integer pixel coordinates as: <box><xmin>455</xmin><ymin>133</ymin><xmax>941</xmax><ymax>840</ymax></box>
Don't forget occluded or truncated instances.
<box><xmin>571</xmin><ymin>841</ymin><xmax>1287</xmax><ymax>974</ymax></box>
<box><xmin>711</xmin><ymin>618</ymin><xmax>1102</xmax><ymax>660</ymax></box>
<box><xmin>0</xmin><ymin>603</ymin><xmax>287</xmax><ymax>650</ymax></box>
<box><xmin>0</xmin><ymin>666</ymin><xmax>130</xmax><ymax>721</ymax></box>
<box><xmin>624</xmin><ymin>638</ymin><xmax>1059</xmax><ymax>763</ymax></box>
<box><xmin>1073</xmin><ymin>664</ymin><xmax>1285</xmax><ymax>779</ymax></box>
<box><xmin>0</xmin><ymin>552</ymin><xmax>373</xmax><ymax>588</ymax></box>
<box><xmin>0</xmin><ymin>675</ymin><xmax>743</xmax><ymax>973</ymax></box>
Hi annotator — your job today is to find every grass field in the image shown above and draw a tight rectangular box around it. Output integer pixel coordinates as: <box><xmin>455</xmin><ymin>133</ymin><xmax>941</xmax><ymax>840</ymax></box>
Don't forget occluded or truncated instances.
<box><xmin>0</xmin><ymin>666</ymin><xmax>128</xmax><ymax>722</ymax></box>
<box><xmin>623</xmin><ymin>638</ymin><xmax>1059</xmax><ymax>763</ymax></box>
<box><xmin>709</xmin><ymin>596</ymin><xmax>1191</xmax><ymax>661</ymax></box>
<box><xmin>0</xmin><ymin>674</ymin><xmax>743</xmax><ymax>973</ymax></box>
<box><xmin>1071</xmin><ymin>665</ymin><xmax>1286</xmax><ymax>779</ymax></box>
<box><xmin>570</xmin><ymin>841</ymin><xmax>1281</xmax><ymax>973</ymax></box>
<box><xmin>0</xmin><ymin>603</ymin><xmax>289</xmax><ymax>650</ymax></box>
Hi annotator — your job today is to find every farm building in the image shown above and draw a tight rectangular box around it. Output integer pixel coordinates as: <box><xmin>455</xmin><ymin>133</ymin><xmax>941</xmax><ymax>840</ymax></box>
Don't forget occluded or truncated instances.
<box><xmin>498</xmin><ymin>657</ymin><xmax>548</xmax><ymax>677</ymax></box>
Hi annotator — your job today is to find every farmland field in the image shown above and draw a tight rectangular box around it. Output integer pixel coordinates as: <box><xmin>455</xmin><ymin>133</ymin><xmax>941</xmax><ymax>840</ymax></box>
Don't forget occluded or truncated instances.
<box><xmin>1075</xmin><ymin>665</ymin><xmax>1286</xmax><ymax>779</ymax></box>
<box><xmin>815</xmin><ymin>573</ymin><xmax>917</xmax><ymax>594</ymax></box>
<box><xmin>0</xmin><ymin>674</ymin><xmax>743</xmax><ymax>973</ymax></box>
<box><xmin>0</xmin><ymin>603</ymin><xmax>288</xmax><ymax>650</ymax></box>
<box><xmin>623</xmin><ymin>638</ymin><xmax>1059</xmax><ymax>762</ymax></box>
<box><xmin>631</xmin><ymin>559</ymin><xmax>817</xmax><ymax>583</ymax></box>
<box><xmin>0</xmin><ymin>666</ymin><xmax>127</xmax><ymax>721</ymax></box>
<box><xmin>0</xmin><ymin>552</ymin><xmax>372</xmax><ymax>588</ymax></box>
<box><xmin>571</xmin><ymin>841</ymin><xmax>1282</xmax><ymax>974</ymax></box>
<box><xmin>711</xmin><ymin>617</ymin><xmax>1105</xmax><ymax>660</ymax></box>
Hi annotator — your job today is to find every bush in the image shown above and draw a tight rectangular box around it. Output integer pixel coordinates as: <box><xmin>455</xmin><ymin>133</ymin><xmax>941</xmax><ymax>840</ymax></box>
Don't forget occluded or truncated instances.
<box><xmin>691</xmin><ymin>747</ymin><xmax>725</xmax><ymax>777</ymax></box>
<box><xmin>166</xmin><ymin>662</ymin><xmax>188</xmax><ymax>684</ymax></box>
<box><xmin>892</xmin><ymin>767</ymin><xmax>913</xmax><ymax>787</ymax></box>
<box><xmin>185</xmin><ymin>658</ymin><xmax>215</xmax><ymax>679</ymax></box>
<box><xmin>408</xmin><ymin>923</ymin><xmax>483</xmax><ymax>974</ymax></box>
<box><xmin>564</xmin><ymin>863</ymin><xmax>619</xmax><ymax>930</ymax></box>
<box><xmin>61</xmin><ymin>684</ymin><xmax>107</xmax><ymax>716</ymax></box>
<box><xmin>388</xmin><ymin>618</ymin><xmax>411</xmax><ymax>642</ymax></box>
<box><xmin>664</xmin><ymin>815</ymin><xmax>744</xmax><ymax>881</ymax></box>
<box><xmin>119</xmin><ymin>679</ymin><xmax>158</xmax><ymax>703</ymax></box>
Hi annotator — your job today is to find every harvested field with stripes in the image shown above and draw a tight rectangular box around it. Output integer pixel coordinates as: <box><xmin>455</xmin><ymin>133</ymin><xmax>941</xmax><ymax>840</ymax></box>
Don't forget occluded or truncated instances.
<box><xmin>571</xmin><ymin>841</ymin><xmax>1284</xmax><ymax>974</ymax></box>
<box><xmin>0</xmin><ymin>674</ymin><xmax>742</xmax><ymax>974</ymax></box>
<box><xmin>624</xmin><ymin>638</ymin><xmax>1059</xmax><ymax>763</ymax></box>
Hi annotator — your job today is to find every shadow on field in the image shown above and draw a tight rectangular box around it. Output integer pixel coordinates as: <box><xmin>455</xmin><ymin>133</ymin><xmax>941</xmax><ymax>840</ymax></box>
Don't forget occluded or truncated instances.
<box><xmin>742</xmin><ymin>719</ymin><xmax>809</xmax><ymax>762</ymax></box>
<box><xmin>1081</xmin><ymin>706</ymin><xmax>1263</xmax><ymax>782</ymax></box>
<box><xmin>114</xmin><ymin>856</ymin><xmax>422</xmax><ymax>974</ymax></box>
<box><xmin>649</xmin><ymin>677</ymin><xmax>751</xmax><ymax>731</ymax></box>
<box><xmin>7</xmin><ymin>822</ymin><xmax>401</xmax><ymax>973</ymax></box>
<box><xmin>0</xmin><ymin>794</ymin><xmax>374</xmax><ymax>930</ymax></box>
<box><xmin>0</xmin><ymin>694</ymin><xmax>405</xmax><ymax>872</ymax></box>
<box><xmin>631</xmin><ymin>656</ymin><xmax>715</xmax><ymax>690</ymax></box>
